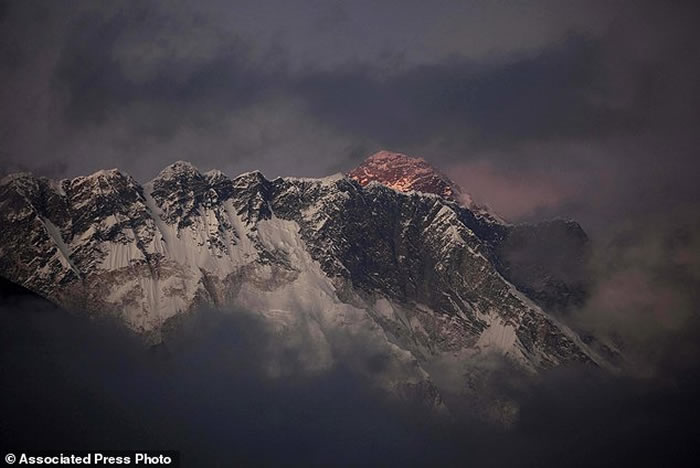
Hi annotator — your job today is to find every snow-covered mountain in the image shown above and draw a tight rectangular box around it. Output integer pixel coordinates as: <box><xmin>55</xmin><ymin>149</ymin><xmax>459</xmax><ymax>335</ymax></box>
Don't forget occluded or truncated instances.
<box><xmin>0</xmin><ymin>154</ymin><xmax>606</xmax><ymax>412</ymax></box>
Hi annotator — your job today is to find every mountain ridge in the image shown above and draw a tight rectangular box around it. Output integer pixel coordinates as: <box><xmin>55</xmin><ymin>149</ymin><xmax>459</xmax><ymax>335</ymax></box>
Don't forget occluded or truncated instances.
<box><xmin>0</xmin><ymin>153</ymin><xmax>606</xmax><ymax>411</ymax></box>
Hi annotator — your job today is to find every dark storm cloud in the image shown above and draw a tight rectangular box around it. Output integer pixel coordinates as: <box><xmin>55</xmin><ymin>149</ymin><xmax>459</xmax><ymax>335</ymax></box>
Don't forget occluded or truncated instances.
<box><xmin>0</xmin><ymin>2</ymin><xmax>646</xmax><ymax>173</ymax></box>
<box><xmin>295</xmin><ymin>35</ymin><xmax>641</xmax><ymax>151</ymax></box>
<box><xmin>2</xmin><ymin>0</ymin><xmax>698</xmax><ymax>217</ymax></box>
<box><xmin>53</xmin><ymin>5</ymin><xmax>280</xmax><ymax>131</ymax></box>
<box><xmin>48</xmin><ymin>12</ymin><xmax>643</xmax><ymax>159</ymax></box>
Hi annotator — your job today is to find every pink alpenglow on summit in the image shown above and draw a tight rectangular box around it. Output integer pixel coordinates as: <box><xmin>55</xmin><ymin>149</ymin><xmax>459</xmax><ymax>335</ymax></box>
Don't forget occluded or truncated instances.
<box><xmin>348</xmin><ymin>150</ymin><xmax>468</xmax><ymax>201</ymax></box>
<box><xmin>348</xmin><ymin>150</ymin><xmax>502</xmax><ymax>221</ymax></box>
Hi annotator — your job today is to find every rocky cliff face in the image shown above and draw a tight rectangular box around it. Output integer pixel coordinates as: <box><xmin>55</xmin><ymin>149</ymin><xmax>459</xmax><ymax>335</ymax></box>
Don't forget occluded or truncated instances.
<box><xmin>350</xmin><ymin>150</ymin><xmax>591</xmax><ymax>314</ymax></box>
<box><xmin>0</xmin><ymin>155</ymin><xmax>605</xmax><ymax>412</ymax></box>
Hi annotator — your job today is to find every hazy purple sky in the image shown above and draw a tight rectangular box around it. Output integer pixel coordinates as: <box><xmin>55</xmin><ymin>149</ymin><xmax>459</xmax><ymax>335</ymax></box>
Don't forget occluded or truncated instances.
<box><xmin>1</xmin><ymin>0</ymin><xmax>699</xmax><ymax>232</ymax></box>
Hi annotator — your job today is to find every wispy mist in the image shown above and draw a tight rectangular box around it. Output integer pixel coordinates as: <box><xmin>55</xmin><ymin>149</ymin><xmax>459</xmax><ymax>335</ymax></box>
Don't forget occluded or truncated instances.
<box><xmin>2</xmin><ymin>285</ymin><xmax>699</xmax><ymax>467</ymax></box>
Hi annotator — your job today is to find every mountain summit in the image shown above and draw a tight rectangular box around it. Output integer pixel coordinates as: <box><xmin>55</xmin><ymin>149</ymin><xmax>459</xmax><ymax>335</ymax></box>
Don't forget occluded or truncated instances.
<box><xmin>349</xmin><ymin>151</ymin><xmax>469</xmax><ymax>203</ymax></box>
<box><xmin>349</xmin><ymin>150</ymin><xmax>504</xmax><ymax>223</ymax></box>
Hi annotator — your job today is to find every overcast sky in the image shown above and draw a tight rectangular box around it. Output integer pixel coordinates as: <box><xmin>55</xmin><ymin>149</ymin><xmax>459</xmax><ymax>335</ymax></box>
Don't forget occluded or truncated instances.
<box><xmin>1</xmin><ymin>0</ymin><xmax>699</xmax><ymax>231</ymax></box>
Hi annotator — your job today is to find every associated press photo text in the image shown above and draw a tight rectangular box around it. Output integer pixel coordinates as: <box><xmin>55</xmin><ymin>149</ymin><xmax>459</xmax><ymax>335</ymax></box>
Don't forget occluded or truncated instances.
<box><xmin>4</xmin><ymin>451</ymin><xmax>179</xmax><ymax>467</ymax></box>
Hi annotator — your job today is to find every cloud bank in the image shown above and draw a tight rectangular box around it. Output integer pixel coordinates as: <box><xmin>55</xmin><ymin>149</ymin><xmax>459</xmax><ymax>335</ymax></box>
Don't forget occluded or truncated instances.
<box><xmin>1</xmin><ymin>283</ymin><xmax>700</xmax><ymax>467</ymax></box>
